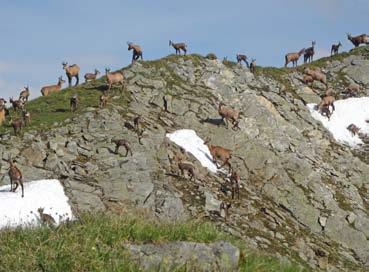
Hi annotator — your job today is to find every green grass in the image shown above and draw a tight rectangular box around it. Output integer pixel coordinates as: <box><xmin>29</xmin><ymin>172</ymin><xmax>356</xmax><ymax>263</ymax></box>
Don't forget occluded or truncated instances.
<box><xmin>1</xmin><ymin>76</ymin><xmax>130</xmax><ymax>135</ymax></box>
<box><xmin>0</xmin><ymin>213</ymin><xmax>307</xmax><ymax>272</ymax></box>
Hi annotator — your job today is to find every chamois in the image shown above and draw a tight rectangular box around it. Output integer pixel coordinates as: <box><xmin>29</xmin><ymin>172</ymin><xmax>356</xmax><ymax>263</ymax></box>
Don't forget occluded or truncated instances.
<box><xmin>304</xmin><ymin>41</ymin><xmax>316</xmax><ymax>63</ymax></box>
<box><xmin>127</xmin><ymin>42</ymin><xmax>143</xmax><ymax>64</ymax></box>
<box><xmin>218</xmin><ymin>102</ymin><xmax>240</xmax><ymax>130</ymax></box>
<box><xmin>62</xmin><ymin>62</ymin><xmax>80</xmax><ymax>87</ymax></box>
<box><xmin>249</xmin><ymin>59</ymin><xmax>256</xmax><ymax>73</ymax></box>
<box><xmin>19</xmin><ymin>86</ymin><xmax>30</xmax><ymax>102</ymax></box>
<box><xmin>343</xmin><ymin>83</ymin><xmax>361</xmax><ymax>97</ymax></box>
<box><xmin>105</xmin><ymin>68</ymin><xmax>125</xmax><ymax>91</ymax></box>
<box><xmin>41</xmin><ymin>77</ymin><xmax>65</xmax><ymax>96</ymax></box>
<box><xmin>331</xmin><ymin>42</ymin><xmax>342</xmax><ymax>56</ymax></box>
<box><xmin>37</xmin><ymin>208</ymin><xmax>56</xmax><ymax>226</ymax></box>
<box><xmin>229</xmin><ymin>170</ymin><xmax>240</xmax><ymax>199</ymax></box>
<box><xmin>285</xmin><ymin>48</ymin><xmax>305</xmax><ymax>68</ymax></box>
<box><xmin>112</xmin><ymin>139</ymin><xmax>133</xmax><ymax>156</ymax></box>
<box><xmin>304</xmin><ymin>67</ymin><xmax>327</xmax><ymax>85</ymax></box>
<box><xmin>84</xmin><ymin>69</ymin><xmax>100</xmax><ymax>82</ymax></box>
<box><xmin>99</xmin><ymin>93</ymin><xmax>108</xmax><ymax>108</ymax></box>
<box><xmin>0</xmin><ymin>98</ymin><xmax>6</xmax><ymax>126</ymax></box>
<box><xmin>10</xmin><ymin>117</ymin><xmax>24</xmax><ymax>136</ymax></box>
<box><xmin>22</xmin><ymin>109</ymin><xmax>31</xmax><ymax>126</ymax></box>
<box><xmin>8</xmin><ymin>157</ymin><xmax>24</xmax><ymax>197</ymax></box>
<box><xmin>316</xmin><ymin>95</ymin><xmax>335</xmax><ymax>113</ymax></box>
<box><xmin>320</xmin><ymin>105</ymin><xmax>332</xmax><ymax>121</ymax></box>
<box><xmin>70</xmin><ymin>94</ymin><xmax>78</xmax><ymax>112</ymax></box>
<box><xmin>347</xmin><ymin>33</ymin><xmax>369</xmax><ymax>48</ymax></box>
<box><xmin>220</xmin><ymin>202</ymin><xmax>231</xmax><ymax>220</ymax></box>
<box><xmin>169</xmin><ymin>40</ymin><xmax>187</xmax><ymax>55</ymax></box>
<box><xmin>173</xmin><ymin>149</ymin><xmax>196</xmax><ymax>180</ymax></box>
<box><xmin>347</xmin><ymin>124</ymin><xmax>360</xmax><ymax>136</ymax></box>
<box><xmin>9</xmin><ymin>97</ymin><xmax>24</xmax><ymax>111</ymax></box>
<box><xmin>204</xmin><ymin>138</ymin><xmax>233</xmax><ymax>173</ymax></box>
<box><xmin>236</xmin><ymin>54</ymin><xmax>249</xmax><ymax>67</ymax></box>
<box><xmin>302</xmin><ymin>74</ymin><xmax>314</xmax><ymax>84</ymax></box>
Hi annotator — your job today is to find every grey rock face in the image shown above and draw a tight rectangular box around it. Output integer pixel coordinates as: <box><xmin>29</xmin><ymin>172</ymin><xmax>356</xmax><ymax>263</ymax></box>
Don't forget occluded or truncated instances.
<box><xmin>126</xmin><ymin>241</ymin><xmax>240</xmax><ymax>272</ymax></box>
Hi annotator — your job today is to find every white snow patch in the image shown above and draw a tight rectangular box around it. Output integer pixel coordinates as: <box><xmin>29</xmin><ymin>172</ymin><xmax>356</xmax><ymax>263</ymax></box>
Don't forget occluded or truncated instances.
<box><xmin>166</xmin><ymin>129</ymin><xmax>218</xmax><ymax>173</ymax></box>
<box><xmin>307</xmin><ymin>97</ymin><xmax>369</xmax><ymax>147</ymax></box>
<box><xmin>0</xmin><ymin>179</ymin><xmax>73</xmax><ymax>229</ymax></box>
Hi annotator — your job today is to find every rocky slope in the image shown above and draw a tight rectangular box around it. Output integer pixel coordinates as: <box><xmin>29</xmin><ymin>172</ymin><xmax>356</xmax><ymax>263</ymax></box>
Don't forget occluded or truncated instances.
<box><xmin>2</xmin><ymin>47</ymin><xmax>369</xmax><ymax>270</ymax></box>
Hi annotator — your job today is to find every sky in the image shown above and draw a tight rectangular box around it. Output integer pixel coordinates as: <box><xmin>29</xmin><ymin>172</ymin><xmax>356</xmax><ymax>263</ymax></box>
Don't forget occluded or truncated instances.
<box><xmin>0</xmin><ymin>0</ymin><xmax>368</xmax><ymax>99</ymax></box>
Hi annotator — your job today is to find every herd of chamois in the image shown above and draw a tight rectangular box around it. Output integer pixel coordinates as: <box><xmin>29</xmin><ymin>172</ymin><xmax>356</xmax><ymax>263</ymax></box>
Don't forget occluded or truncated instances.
<box><xmin>1</xmin><ymin>31</ymin><xmax>368</xmax><ymax>219</ymax></box>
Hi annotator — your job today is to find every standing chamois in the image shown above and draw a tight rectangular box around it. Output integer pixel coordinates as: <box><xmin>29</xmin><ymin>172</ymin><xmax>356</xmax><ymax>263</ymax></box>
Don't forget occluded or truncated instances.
<box><xmin>62</xmin><ymin>62</ymin><xmax>80</xmax><ymax>87</ymax></box>
<box><xmin>84</xmin><ymin>69</ymin><xmax>100</xmax><ymax>82</ymax></box>
<box><xmin>218</xmin><ymin>102</ymin><xmax>241</xmax><ymax>130</ymax></box>
<box><xmin>99</xmin><ymin>93</ymin><xmax>108</xmax><ymax>108</ymax></box>
<box><xmin>331</xmin><ymin>42</ymin><xmax>342</xmax><ymax>56</ymax></box>
<box><xmin>9</xmin><ymin>117</ymin><xmax>24</xmax><ymax>136</ymax></box>
<box><xmin>105</xmin><ymin>68</ymin><xmax>125</xmax><ymax>91</ymax></box>
<box><xmin>70</xmin><ymin>94</ymin><xmax>78</xmax><ymax>112</ymax></box>
<box><xmin>8</xmin><ymin>156</ymin><xmax>24</xmax><ymax>197</ymax></box>
<box><xmin>169</xmin><ymin>40</ymin><xmax>187</xmax><ymax>55</ymax></box>
<box><xmin>236</xmin><ymin>54</ymin><xmax>249</xmax><ymax>67</ymax></box>
<box><xmin>249</xmin><ymin>59</ymin><xmax>256</xmax><ymax>74</ymax></box>
<box><xmin>41</xmin><ymin>76</ymin><xmax>65</xmax><ymax>96</ymax></box>
<box><xmin>347</xmin><ymin>33</ymin><xmax>369</xmax><ymax>48</ymax></box>
<box><xmin>285</xmin><ymin>48</ymin><xmax>305</xmax><ymax>68</ymax></box>
<box><xmin>111</xmin><ymin>139</ymin><xmax>133</xmax><ymax>156</ymax></box>
<box><xmin>9</xmin><ymin>97</ymin><xmax>24</xmax><ymax>112</ymax></box>
<box><xmin>304</xmin><ymin>41</ymin><xmax>316</xmax><ymax>63</ymax></box>
<box><xmin>204</xmin><ymin>138</ymin><xmax>233</xmax><ymax>173</ymax></box>
<box><xmin>0</xmin><ymin>98</ymin><xmax>6</xmax><ymax>126</ymax></box>
<box><xmin>19</xmin><ymin>86</ymin><xmax>30</xmax><ymax>102</ymax></box>
<box><xmin>127</xmin><ymin>42</ymin><xmax>143</xmax><ymax>64</ymax></box>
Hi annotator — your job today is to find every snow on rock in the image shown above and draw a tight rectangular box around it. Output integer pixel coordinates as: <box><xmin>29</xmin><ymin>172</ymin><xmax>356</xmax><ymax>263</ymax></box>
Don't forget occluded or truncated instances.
<box><xmin>307</xmin><ymin>97</ymin><xmax>369</xmax><ymax>147</ymax></box>
<box><xmin>0</xmin><ymin>179</ymin><xmax>73</xmax><ymax>229</ymax></box>
<box><xmin>166</xmin><ymin>129</ymin><xmax>218</xmax><ymax>173</ymax></box>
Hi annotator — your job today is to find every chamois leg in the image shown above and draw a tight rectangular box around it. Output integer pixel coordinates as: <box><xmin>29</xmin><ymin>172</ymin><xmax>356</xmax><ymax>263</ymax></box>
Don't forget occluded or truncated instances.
<box><xmin>331</xmin><ymin>103</ymin><xmax>335</xmax><ymax>112</ymax></box>
<box><xmin>75</xmin><ymin>74</ymin><xmax>79</xmax><ymax>86</ymax></box>
<box><xmin>114</xmin><ymin>146</ymin><xmax>119</xmax><ymax>154</ymax></box>
<box><xmin>20</xmin><ymin>178</ymin><xmax>24</xmax><ymax>197</ymax></box>
<box><xmin>189</xmin><ymin>169</ymin><xmax>195</xmax><ymax>181</ymax></box>
<box><xmin>183</xmin><ymin>48</ymin><xmax>187</xmax><ymax>56</ymax></box>
<box><xmin>9</xmin><ymin>179</ymin><xmax>13</xmax><ymax>192</ymax></box>
<box><xmin>13</xmin><ymin>181</ymin><xmax>18</xmax><ymax>192</ymax></box>
<box><xmin>67</xmin><ymin>75</ymin><xmax>72</xmax><ymax>88</ymax></box>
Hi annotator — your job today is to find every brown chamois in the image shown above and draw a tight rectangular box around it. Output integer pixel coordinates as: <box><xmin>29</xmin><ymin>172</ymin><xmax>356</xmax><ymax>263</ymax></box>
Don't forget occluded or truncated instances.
<box><xmin>284</xmin><ymin>48</ymin><xmax>305</xmax><ymax>68</ymax></box>
<box><xmin>249</xmin><ymin>59</ymin><xmax>256</xmax><ymax>73</ymax></box>
<box><xmin>127</xmin><ymin>42</ymin><xmax>143</xmax><ymax>64</ymax></box>
<box><xmin>218</xmin><ymin>102</ymin><xmax>241</xmax><ymax>130</ymax></box>
<box><xmin>37</xmin><ymin>208</ymin><xmax>56</xmax><ymax>226</ymax></box>
<box><xmin>70</xmin><ymin>94</ymin><xmax>78</xmax><ymax>112</ymax></box>
<box><xmin>105</xmin><ymin>68</ymin><xmax>125</xmax><ymax>91</ymax></box>
<box><xmin>19</xmin><ymin>86</ymin><xmax>30</xmax><ymax>102</ymax></box>
<box><xmin>304</xmin><ymin>67</ymin><xmax>327</xmax><ymax>85</ymax></box>
<box><xmin>302</xmin><ymin>74</ymin><xmax>314</xmax><ymax>84</ymax></box>
<box><xmin>111</xmin><ymin>139</ymin><xmax>133</xmax><ymax>156</ymax></box>
<box><xmin>236</xmin><ymin>54</ymin><xmax>249</xmax><ymax>67</ymax></box>
<box><xmin>22</xmin><ymin>109</ymin><xmax>31</xmax><ymax>126</ymax></box>
<box><xmin>99</xmin><ymin>93</ymin><xmax>108</xmax><ymax>108</ymax></box>
<box><xmin>62</xmin><ymin>62</ymin><xmax>80</xmax><ymax>87</ymax></box>
<box><xmin>220</xmin><ymin>202</ymin><xmax>231</xmax><ymax>220</ymax></box>
<box><xmin>347</xmin><ymin>33</ymin><xmax>369</xmax><ymax>48</ymax></box>
<box><xmin>229</xmin><ymin>170</ymin><xmax>240</xmax><ymax>199</ymax></box>
<box><xmin>0</xmin><ymin>98</ymin><xmax>7</xmax><ymax>126</ymax></box>
<box><xmin>343</xmin><ymin>83</ymin><xmax>361</xmax><ymax>97</ymax></box>
<box><xmin>169</xmin><ymin>40</ymin><xmax>187</xmax><ymax>55</ymax></box>
<box><xmin>204</xmin><ymin>138</ymin><xmax>233</xmax><ymax>173</ymax></box>
<box><xmin>9</xmin><ymin>97</ymin><xmax>24</xmax><ymax>111</ymax></box>
<box><xmin>41</xmin><ymin>76</ymin><xmax>65</xmax><ymax>96</ymax></box>
<box><xmin>84</xmin><ymin>69</ymin><xmax>100</xmax><ymax>82</ymax></box>
<box><xmin>8</xmin><ymin>157</ymin><xmax>24</xmax><ymax>197</ymax></box>
<box><xmin>9</xmin><ymin>117</ymin><xmax>24</xmax><ymax>136</ymax></box>
<box><xmin>347</xmin><ymin>124</ymin><xmax>360</xmax><ymax>136</ymax></box>
<box><xmin>331</xmin><ymin>42</ymin><xmax>342</xmax><ymax>56</ymax></box>
<box><xmin>173</xmin><ymin>150</ymin><xmax>196</xmax><ymax>180</ymax></box>
<box><xmin>324</xmin><ymin>87</ymin><xmax>335</xmax><ymax>97</ymax></box>
<box><xmin>316</xmin><ymin>95</ymin><xmax>335</xmax><ymax>113</ymax></box>
<box><xmin>304</xmin><ymin>41</ymin><xmax>316</xmax><ymax>64</ymax></box>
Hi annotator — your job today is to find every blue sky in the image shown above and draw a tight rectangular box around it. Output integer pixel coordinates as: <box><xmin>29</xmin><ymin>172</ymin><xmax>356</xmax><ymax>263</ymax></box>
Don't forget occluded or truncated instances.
<box><xmin>0</xmin><ymin>0</ymin><xmax>368</xmax><ymax>99</ymax></box>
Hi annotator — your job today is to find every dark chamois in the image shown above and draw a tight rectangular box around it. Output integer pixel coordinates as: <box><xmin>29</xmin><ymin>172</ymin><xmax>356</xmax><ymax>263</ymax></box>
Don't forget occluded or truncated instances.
<box><xmin>304</xmin><ymin>41</ymin><xmax>316</xmax><ymax>63</ymax></box>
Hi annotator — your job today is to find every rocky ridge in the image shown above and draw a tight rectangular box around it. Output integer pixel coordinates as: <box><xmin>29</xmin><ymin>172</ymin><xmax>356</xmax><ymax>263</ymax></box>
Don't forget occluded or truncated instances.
<box><xmin>1</xmin><ymin>48</ymin><xmax>369</xmax><ymax>270</ymax></box>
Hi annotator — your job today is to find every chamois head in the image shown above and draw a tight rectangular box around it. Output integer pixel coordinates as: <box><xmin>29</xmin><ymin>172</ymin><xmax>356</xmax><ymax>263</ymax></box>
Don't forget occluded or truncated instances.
<box><xmin>58</xmin><ymin>76</ymin><xmax>65</xmax><ymax>84</ymax></box>
<box><xmin>127</xmin><ymin>42</ymin><xmax>133</xmax><ymax>50</ymax></box>
<box><xmin>62</xmin><ymin>62</ymin><xmax>68</xmax><ymax>69</ymax></box>
<box><xmin>347</xmin><ymin>33</ymin><xmax>352</xmax><ymax>40</ymax></box>
<box><xmin>94</xmin><ymin>69</ymin><xmax>100</xmax><ymax>75</ymax></box>
<box><xmin>105</xmin><ymin>68</ymin><xmax>110</xmax><ymax>74</ymax></box>
<box><xmin>312</xmin><ymin>41</ymin><xmax>316</xmax><ymax>47</ymax></box>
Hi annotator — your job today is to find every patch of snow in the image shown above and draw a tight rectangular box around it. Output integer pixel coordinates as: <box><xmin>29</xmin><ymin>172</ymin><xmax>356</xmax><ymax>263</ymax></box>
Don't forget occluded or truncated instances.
<box><xmin>0</xmin><ymin>179</ymin><xmax>73</xmax><ymax>229</ymax></box>
<box><xmin>166</xmin><ymin>129</ymin><xmax>218</xmax><ymax>173</ymax></box>
<box><xmin>307</xmin><ymin>97</ymin><xmax>369</xmax><ymax>147</ymax></box>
